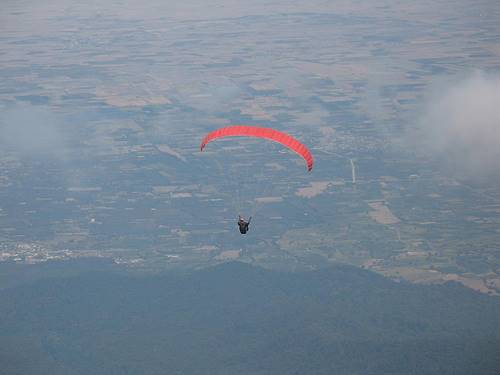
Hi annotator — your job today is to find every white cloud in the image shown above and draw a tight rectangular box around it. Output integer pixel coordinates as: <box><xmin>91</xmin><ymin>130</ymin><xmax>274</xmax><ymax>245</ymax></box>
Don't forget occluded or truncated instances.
<box><xmin>418</xmin><ymin>72</ymin><xmax>500</xmax><ymax>179</ymax></box>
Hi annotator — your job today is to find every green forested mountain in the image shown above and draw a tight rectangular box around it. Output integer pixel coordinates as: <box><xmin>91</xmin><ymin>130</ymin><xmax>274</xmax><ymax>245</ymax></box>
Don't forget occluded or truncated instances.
<box><xmin>1</xmin><ymin>261</ymin><xmax>499</xmax><ymax>375</ymax></box>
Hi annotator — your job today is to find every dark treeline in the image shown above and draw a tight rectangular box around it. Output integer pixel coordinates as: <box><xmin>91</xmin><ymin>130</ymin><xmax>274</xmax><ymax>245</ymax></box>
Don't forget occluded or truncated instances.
<box><xmin>1</xmin><ymin>261</ymin><xmax>499</xmax><ymax>375</ymax></box>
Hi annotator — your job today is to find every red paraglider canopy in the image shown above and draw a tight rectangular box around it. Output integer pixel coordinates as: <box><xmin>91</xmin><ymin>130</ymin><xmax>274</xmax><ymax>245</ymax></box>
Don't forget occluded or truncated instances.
<box><xmin>200</xmin><ymin>125</ymin><xmax>313</xmax><ymax>171</ymax></box>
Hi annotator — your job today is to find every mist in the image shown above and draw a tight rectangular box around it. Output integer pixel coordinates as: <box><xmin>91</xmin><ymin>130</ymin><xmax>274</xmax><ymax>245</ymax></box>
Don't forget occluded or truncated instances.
<box><xmin>0</xmin><ymin>105</ymin><xmax>67</xmax><ymax>159</ymax></box>
<box><xmin>417</xmin><ymin>72</ymin><xmax>500</xmax><ymax>181</ymax></box>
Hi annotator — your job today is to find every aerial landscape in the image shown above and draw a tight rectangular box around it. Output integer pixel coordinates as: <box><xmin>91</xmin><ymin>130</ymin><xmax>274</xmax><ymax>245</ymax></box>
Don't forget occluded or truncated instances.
<box><xmin>1</xmin><ymin>0</ymin><xmax>500</xmax><ymax>374</ymax></box>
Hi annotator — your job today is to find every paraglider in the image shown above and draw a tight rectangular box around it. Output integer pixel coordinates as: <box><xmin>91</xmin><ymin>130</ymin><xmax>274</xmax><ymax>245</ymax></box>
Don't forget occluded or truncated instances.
<box><xmin>238</xmin><ymin>215</ymin><xmax>251</xmax><ymax>234</ymax></box>
<box><xmin>200</xmin><ymin>125</ymin><xmax>313</xmax><ymax>234</ymax></box>
<box><xmin>200</xmin><ymin>125</ymin><xmax>314</xmax><ymax>171</ymax></box>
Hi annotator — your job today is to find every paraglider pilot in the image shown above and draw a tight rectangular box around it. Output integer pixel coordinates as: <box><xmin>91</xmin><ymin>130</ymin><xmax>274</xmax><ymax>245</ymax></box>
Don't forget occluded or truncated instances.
<box><xmin>238</xmin><ymin>215</ymin><xmax>251</xmax><ymax>234</ymax></box>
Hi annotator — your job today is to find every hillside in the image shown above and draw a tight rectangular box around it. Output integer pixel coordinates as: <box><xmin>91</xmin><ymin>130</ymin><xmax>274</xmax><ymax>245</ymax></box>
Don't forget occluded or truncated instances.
<box><xmin>1</xmin><ymin>261</ymin><xmax>499</xmax><ymax>375</ymax></box>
